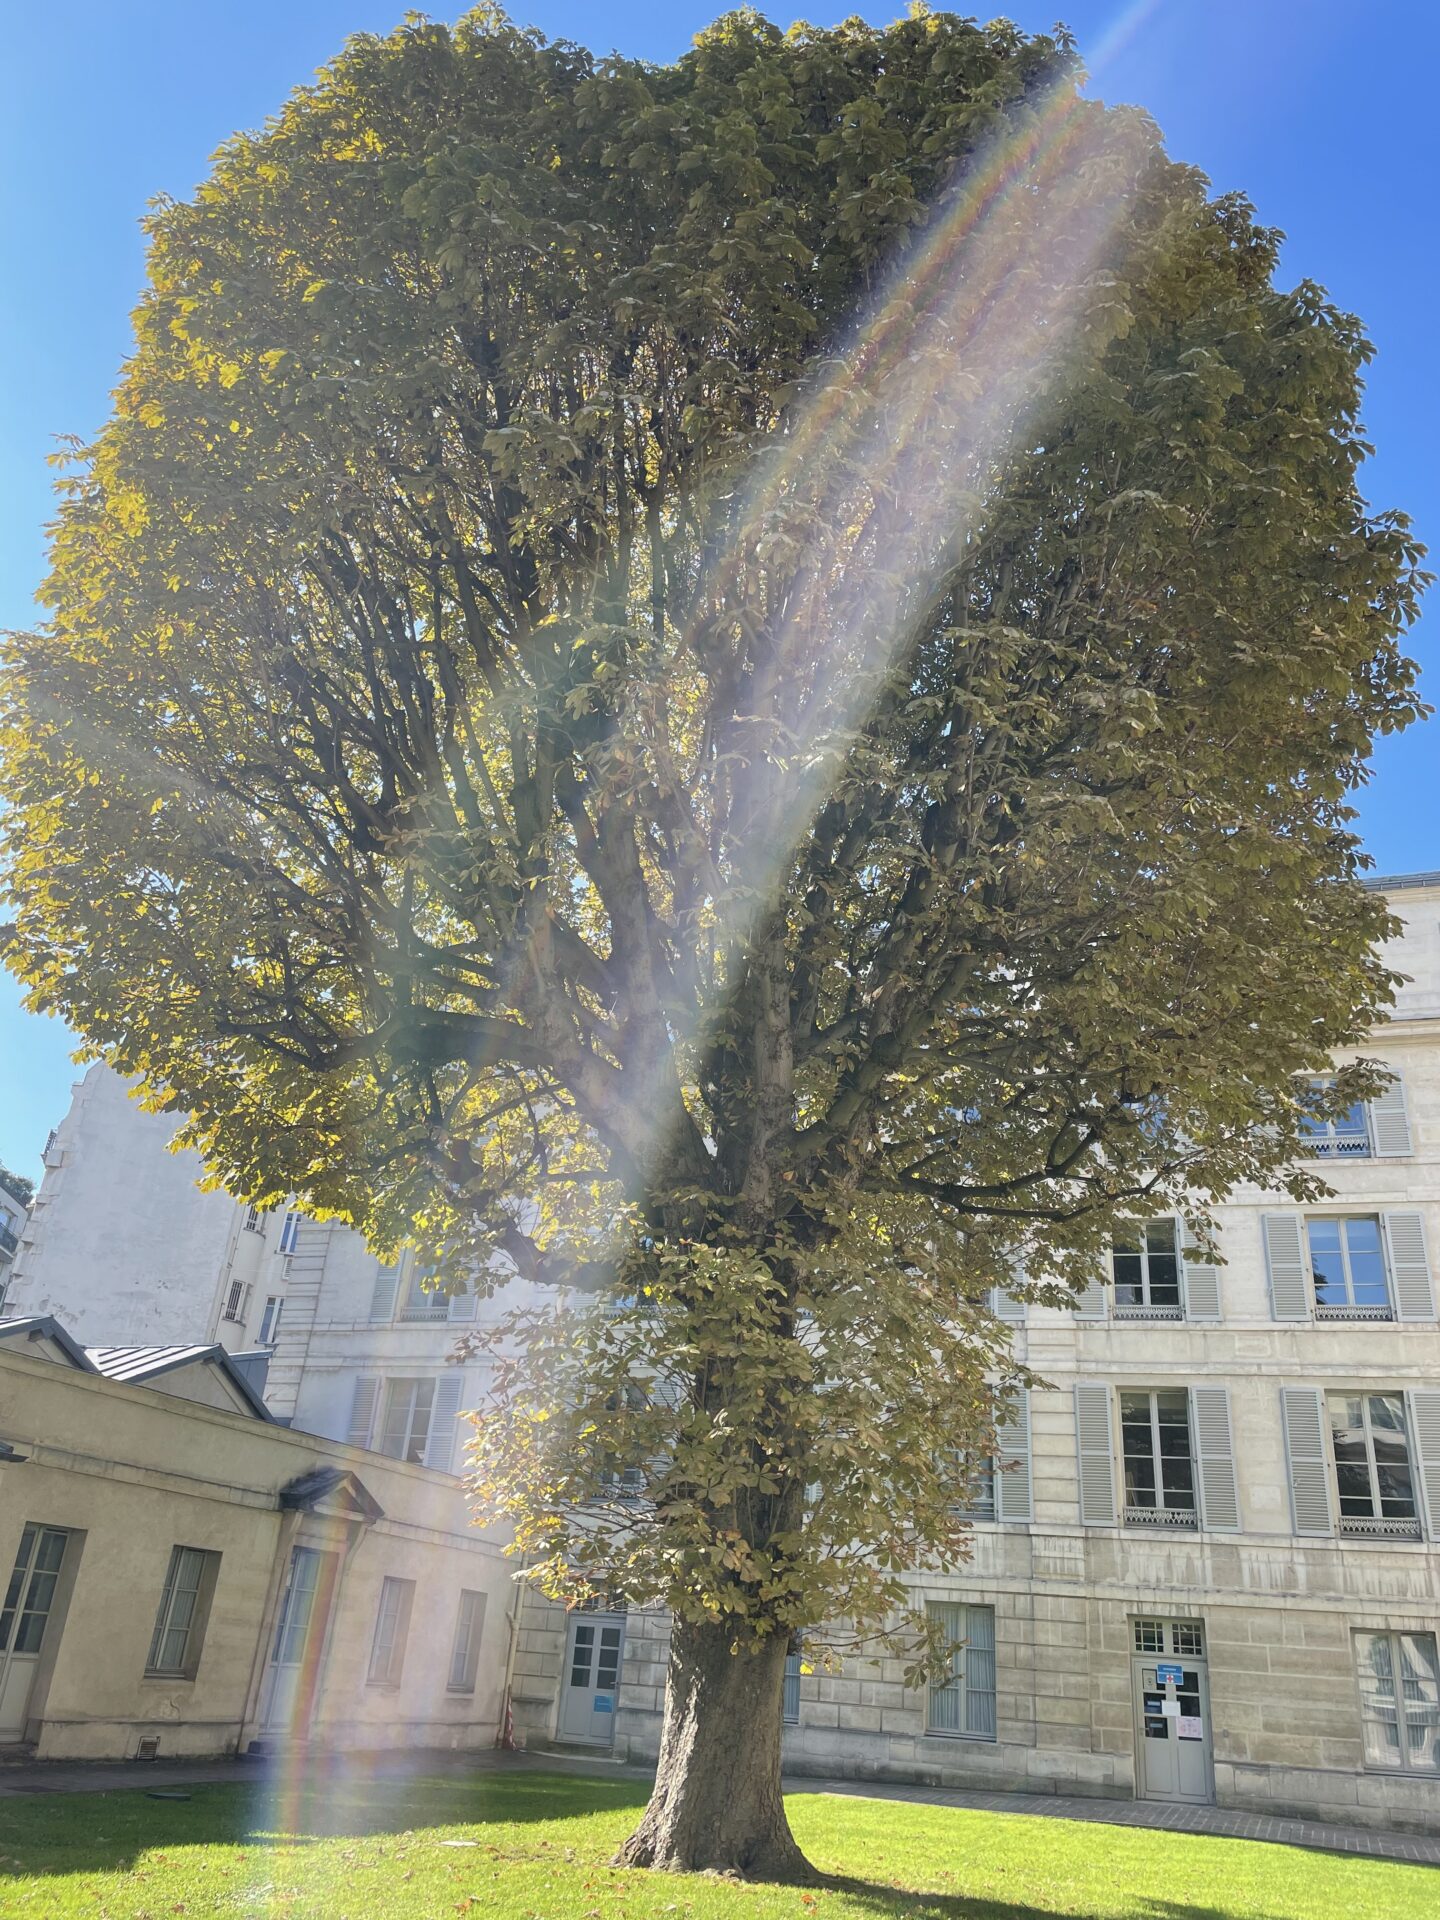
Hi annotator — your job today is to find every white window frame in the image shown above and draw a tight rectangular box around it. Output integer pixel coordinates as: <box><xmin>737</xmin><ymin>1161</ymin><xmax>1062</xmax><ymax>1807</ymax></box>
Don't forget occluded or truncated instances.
<box><xmin>1353</xmin><ymin>1629</ymin><xmax>1440</xmax><ymax>1773</ymax></box>
<box><xmin>377</xmin><ymin>1378</ymin><xmax>436</xmax><ymax>1464</ymax></box>
<box><xmin>243</xmin><ymin>1205</ymin><xmax>263</xmax><ymax>1233</ymax></box>
<box><xmin>447</xmin><ymin>1589</ymin><xmax>488</xmax><ymax>1694</ymax></box>
<box><xmin>1306</xmin><ymin>1216</ymin><xmax>1393</xmax><ymax>1320</ymax></box>
<box><xmin>1111</xmin><ymin>1219</ymin><xmax>1183</xmax><ymax>1319</ymax></box>
<box><xmin>277</xmin><ymin>1211</ymin><xmax>301</xmax><ymax>1255</ymax></box>
<box><xmin>783</xmin><ymin>1634</ymin><xmax>803</xmax><ymax>1725</ymax></box>
<box><xmin>146</xmin><ymin>1545</ymin><xmax>219</xmax><ymax>1677</ymax></box>
<box><xmin>1119</xmin><ymin>1388</ymin><xmax>1198</xmax><ymax>1529</ymax></box>
<box><xmin>925</xmin><ymin>1602</ymin><xmax>996</xmax><ymax>1740</ymax></box>
<box><xmin>398</xmin><ymin>1258</ymin><xmax>449</xmax><ymax>1323</ymax></box>
<box><xmin>1326</xmin><ymin>1391</ymin><xmax>1421</xmax><ymax>1539</ymax></box>
<box><xmin>221</xmin><ymin>1279</ymin><xmax>252</xmax><ymax>1325</ymax></box>
<box><xmin>367</xmin><ymin>1576</ymin><xmax>415</xmax><ymax>1688</ymax></box>
<box><xmin>1300</xmin><ymin>1080</ymin><xmax>1373</xmax><ymax>1160</ymax></box>
<box><xmin>258</xmin><ymin>1295</ymin><xmax>283</xmax><ymax>1345</ymax></box>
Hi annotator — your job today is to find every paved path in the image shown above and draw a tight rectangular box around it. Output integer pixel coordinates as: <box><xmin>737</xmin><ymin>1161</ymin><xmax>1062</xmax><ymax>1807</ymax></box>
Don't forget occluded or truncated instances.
<box><xmin>1</xmin><ymin>1745</ymin><xmax>1436</xmax><ymax>1869</ymax></box>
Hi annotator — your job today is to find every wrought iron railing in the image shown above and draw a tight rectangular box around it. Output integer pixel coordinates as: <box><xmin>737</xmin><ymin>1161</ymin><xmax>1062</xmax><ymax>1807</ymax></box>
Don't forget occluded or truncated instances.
<box><xmin>1124</xmin><ymin>1505</ymin><xmax>1198</xmax><ymax>1529</ymax></box>
<box><xmin>1113</xmin><ymin>1303</ymin><xmax>1183</xmax><ymax>1321</ymax></box>
<box><xmin>1315</xmin><ymin>1303</ymin><xmax>1393</xmax><ymax>1321</ymax></box>
<box><xmin>1338</xmin><ymin>1514</ymin><xmax>1422</xmax><ymax>1540</ymax></box>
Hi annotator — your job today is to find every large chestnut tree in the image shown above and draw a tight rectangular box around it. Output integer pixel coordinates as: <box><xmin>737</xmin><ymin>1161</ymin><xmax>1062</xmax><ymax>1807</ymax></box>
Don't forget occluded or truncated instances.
<box><xmin>0</xmin><ymin>8</ymin><xmax>1423</xmax><ymax>1878</ymax></box>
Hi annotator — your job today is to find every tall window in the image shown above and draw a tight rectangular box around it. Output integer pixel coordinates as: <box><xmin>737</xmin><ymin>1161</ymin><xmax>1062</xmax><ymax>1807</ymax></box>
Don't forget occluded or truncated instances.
<box><xmin>447</xmin><ymin>1590</ymin><xmax>488</xmax><ymax>1693</ymax></box>
<box><xmin>925</xmin><ymin>1602</ymin><xmax>996</xmax><ymax>1739</ymax></box>
<box><xmin>1307</xmin><ymin>1218</ymin><xmax>1391</xmax><ymax>1319</ymax></box>
<box><xmin>221</xmin><ymin>1279</ymin><xmax>252</xmax><ymax>1325</ymax></box>
<box><xmin>1111</xmin><ymin>1221</ymin><xmax>1182</xmax><ymax>1317</ymax></box>
<box><xmin>277</xmin><ymin>1211</ymin><xmax>301</xmax><ymax>1255</ymax></box>
<box><xmin>1327</xmin><ymin>1393</ymin><xmax>1420</xmax><ymax>1538</ymax></box>
<box><xmin>146</xmin><ymin>1546</ymin><xmax>219</xmax><ymax>1676</ymax></box>
<box><xmin>378</xmin><ymin>1379</ymin><xmax>436</xmax><ymax>1464</ymax></box>
<box><xmin>259</xmin><ymin>1296</ymin><xmax>283</xmax><ymax>1346</ymax></box>
<box><xmin>1353</xmin><ymin>1631</ymin><xmax>1439</xmax><ymax>1772</ymax></box>
<box><xmin>783</xmin><ymin>1633</ymin><xmax>803</xmax><ymax>1725</ymax></box>
<box><xmin>243</xmin><ymin>1206</ymin><xmax>262</xmax><ymax>1233</ymax></box>
<box><xmin>1120</xmin><ymin>1390</ymin><xmax>1196</xmax><ymax>1527</ymax></box>
<box><xmin>1300</xmin><ymin>1085</ymin><xmax>1371</xmax><ymax>1159</ymax></box>
<box><xmin>399</xmin><ymin>1261</ymin><xmax>448</xmax><ymax>1323</ymax></box>
<box><xmin>367</xmin><ymin>1577</ymin><xmax>415</xmax><ymax>1687</ymax></box>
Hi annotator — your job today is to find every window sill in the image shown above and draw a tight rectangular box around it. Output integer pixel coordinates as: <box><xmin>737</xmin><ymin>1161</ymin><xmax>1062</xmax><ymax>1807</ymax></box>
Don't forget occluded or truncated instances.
<box><xmin>141</xmin><ymin>1671</ymin><xmax>197</xmax><ymax>1685</ymax></box>
<box><xmin>445</xmin><ymin>1685</ymin><xmax>476</xmax><ymax>1697</ymax></box>
<box><xmin>922</xmin><ymin>1729</ymin><xmax>997</xmax><ymax>1744</ymax></box>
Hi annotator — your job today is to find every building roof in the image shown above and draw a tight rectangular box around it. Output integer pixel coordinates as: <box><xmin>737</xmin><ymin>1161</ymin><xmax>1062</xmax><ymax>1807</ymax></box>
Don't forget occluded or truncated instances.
<box><xmin>84</xmin><ymin>1342</ymin><xmax>275</xmax><ymax>1421</ymax></box>
<box><xmin>0</xmin><ymin>1315</ymin><xmax>98</xmax><ymax>1373</ymax></box>
<box><xmin>1363</xmin><ymin>871</ymin><xmax>1440</xmax><ymax>892</ymax></box>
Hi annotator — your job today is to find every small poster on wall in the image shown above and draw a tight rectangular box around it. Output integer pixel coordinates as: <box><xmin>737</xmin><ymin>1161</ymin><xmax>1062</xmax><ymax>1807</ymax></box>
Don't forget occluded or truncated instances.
<box><xmin>1177</xmin><ymin>1716</ymin><xmax>1203</xmax><ymax>1740</ymax></box>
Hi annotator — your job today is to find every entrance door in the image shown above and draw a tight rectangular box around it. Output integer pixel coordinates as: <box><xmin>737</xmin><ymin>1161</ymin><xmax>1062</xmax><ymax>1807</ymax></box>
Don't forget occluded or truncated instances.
<box><xmin>260</xmin><ymin>1546</ymin><xmax>339</xmax><ymax>1737</ymax></box>
<box><xmin>558</xmin><ymin>1611</ymin><xmax>625</xmax><ymax>1746</ymax></box>
<box><xmin>1131</xmin><ymin>1617</ymin><xmax>1213</xmax><ymax>1803</ymax></box>
<box><xmin>0</xmin><ymin>1526</ymin><xmax>69</xmax><ymax>1742</ymax></box>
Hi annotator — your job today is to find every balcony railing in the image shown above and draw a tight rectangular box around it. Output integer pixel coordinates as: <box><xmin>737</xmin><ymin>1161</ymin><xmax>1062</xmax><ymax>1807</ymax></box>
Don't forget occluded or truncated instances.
<box><xmin>1315</xmin><ymin>1302</ymin><xmax>1393</xmax><ymax>1322</ymax></box>
<box><xmin>1113</xmin><ymin>1303</ymin><xmax>1183</xmax><ymax>1322</ymax></box>
<box><xmin>1124</xmin><ymin>1504</ymin><xmax>1198</xmax><ymax>1530</ymax></box>
<box><xmin>1303</xmin><ymin>1135</ymin><xmax>1372</xmax><ymax>1160</ymax></box>
<box><xmin>0</xmin><ymin>1222</ymin><xmax>18</xmax><ymax>1259</ymax></box>
<box><xmin>1338</xmin><ymin>1514</ymin><xmax>1422</xmax><ymax>1541</ymax></box>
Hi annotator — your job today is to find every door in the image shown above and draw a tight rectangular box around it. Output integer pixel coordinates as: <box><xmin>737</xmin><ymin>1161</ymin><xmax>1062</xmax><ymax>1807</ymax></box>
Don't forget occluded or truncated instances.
<box><xmin>0</xmin><ymin>1526</ymin><xmax>69</xmax><ymax>1742</ymax></box>
<box><xmin>1131</xmin><ymin>1619</ymin><xmax>1213</xmax><ymax>1802</ymax></box>
<box><xmin>259</xmin><ymin>1546</ymin><xmax>339</xmax><ymax>1736</ymax></box>
<box><xmin>558</xmin><ymin>1611</ymin><xmax>625</xmax><ymax>1746</ymax></box>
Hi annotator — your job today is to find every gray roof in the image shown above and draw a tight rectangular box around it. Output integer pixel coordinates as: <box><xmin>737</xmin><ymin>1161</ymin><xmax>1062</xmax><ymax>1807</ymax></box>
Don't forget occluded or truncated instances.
<box><xmin>0</xmin><ymin>1315</ymin><xmax>97</xmax><ymax>1372</ymax></box>
<box><xmin>1363</xmin><ymin>871</ymin><xmax>1440</xmax><ymax>893</ymax></box>
<box><xmin>84</xmin><ymin>1342</ymin><xmax>274</xmax><ymax>1421</ymax></box>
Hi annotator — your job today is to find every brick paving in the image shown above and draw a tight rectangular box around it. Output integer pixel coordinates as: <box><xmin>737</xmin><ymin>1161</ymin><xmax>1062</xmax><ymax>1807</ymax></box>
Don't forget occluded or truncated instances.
<box><xmin>0</xmin><ymin>1745</ymin><xmax>1435</xmax><ymax>1869</ymax></box>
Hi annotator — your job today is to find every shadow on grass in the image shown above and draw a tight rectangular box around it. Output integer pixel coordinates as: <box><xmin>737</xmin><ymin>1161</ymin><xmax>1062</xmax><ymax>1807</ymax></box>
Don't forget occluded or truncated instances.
<box><xmin>816</xmin><ymin>1873</ymin><xmax>1291</xmax><ymax>1920</ymax></box>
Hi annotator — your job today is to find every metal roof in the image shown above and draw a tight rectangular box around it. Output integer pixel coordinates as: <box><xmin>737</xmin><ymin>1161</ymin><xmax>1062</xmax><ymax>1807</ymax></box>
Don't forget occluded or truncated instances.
<box><xmin>1363</xmin><ymin>872</ymin><xmax>1440</xmax><ymax>892</ymax></box>
<box><xmin>0</xmin><ymin>1315</ymin><xmax>97</xmax><ymax>1373</ymax></box>
<box><xmin>84</xmin><ymin>1342</ymin><xmax>275</xmax><ymax>1421</ymax></box>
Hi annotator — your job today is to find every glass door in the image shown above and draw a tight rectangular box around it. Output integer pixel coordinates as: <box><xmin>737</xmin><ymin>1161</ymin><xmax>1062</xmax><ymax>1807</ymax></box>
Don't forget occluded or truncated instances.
<box><xmin>558</xmin><ymin>1612</ymin><xmax>625</xmax><ymax>1746</ymax></box>
<box><xmin>260</xmin><ymin>1546</ymin><xmax>338</xmax><ymax>1736</ymax></box>
<box><xmin>0</xmin><ymin>1526</ymin><xmax>70</xmax><ymax>1742</ymax></box>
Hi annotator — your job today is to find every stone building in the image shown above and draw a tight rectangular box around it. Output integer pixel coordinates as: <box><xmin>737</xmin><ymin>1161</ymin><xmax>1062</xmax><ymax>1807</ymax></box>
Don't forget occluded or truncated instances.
<box><xmin>0</xmin><ymin>1313</ymin><xmax>510</xmax><ymax>1760</ymax></box>
<box><xmin>0</xmin><ymin>1169</ymin><xmax>29</xmax><ymax>1298</ymax></box>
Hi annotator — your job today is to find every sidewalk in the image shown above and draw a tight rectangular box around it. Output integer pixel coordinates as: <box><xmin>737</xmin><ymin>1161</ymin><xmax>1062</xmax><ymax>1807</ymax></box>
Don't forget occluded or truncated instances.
<box><xmin>1</xmin><ymin>1745</ymin><xmax>1436</xmax><ymax>1869</ymax></box>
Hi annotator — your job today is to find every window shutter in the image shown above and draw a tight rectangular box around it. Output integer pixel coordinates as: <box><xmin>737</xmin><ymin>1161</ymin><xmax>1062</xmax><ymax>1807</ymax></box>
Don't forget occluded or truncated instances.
<box><xmin>1074</xmin><ymin>1383</ymin><xmax>1116</xmax><ymax>1526</ymax></box>
<box><xmin>448</xmin><ymin>1286</ymin><xmax>478</xmax><ymax>1322</ymax></box>
<box><xmin>369</xmin><ymin>1261</ymin><xmax>400</xmax><ymax>1323</ymax></box>
<box><xmin>996</xmin><ymin>1389</ymin><xmax>1032</xmax><ymax>1523</ymax></box>
<box><xmin>1191</xmin><ymin>1388</ymin><xmax>1240</xmax><ymax>1531</ymax></box>
<box><xmin>424</xmin><ymin>1371</ymin><xmax>467</xmax><ymax>1473</ymax></box>
<box><xmin>347</xmin><ymin>1375</ymin><xmax>379</xmax><ymax>1450</ymax></box>
<box><xmin>1384</xmin><ymin>1213</ymin><xmax>1435</xmax><ymax>1322</ymax></box>
<box><xmin>1178</xmin><ymin>1222</ymin><xmax>1221</xmax><ymax>1323</ymax></box>
<box><xmin>1280</xmin><ymin>1388</ymin><xmax>1332</xmax><ymax>1537</ymax></box>
<box><xmin>1369</xmin><ymin>1073</ymin><xmax>1412</xmax><ymax>1157</ymax></box>
<box><xmin>1262</xmin><ymin>1215</ymin><xmax>1310</xmax><ymax>1321</ymax></box>
<box><xmin>1073</xmin><ymin>1274</ymin><xmax>1107</xmax><ymax>1321</ymax></box>
<box><xmin>989</xmin><ymin>1285</ymin><xmax>1024</xmax><ymax>1324</ymax></box>
<box><xmin>1406</xmin><ymin>1391</ymin><xmax>1440</xmax><ymax>1540</ymax></box>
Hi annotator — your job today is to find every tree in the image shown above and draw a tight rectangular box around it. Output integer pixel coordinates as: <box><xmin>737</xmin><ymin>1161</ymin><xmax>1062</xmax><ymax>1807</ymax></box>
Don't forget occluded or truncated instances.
<box><xmin>0</xmin><ymin>6</ymin><xmax>1425</xmax><ymax>1878</ymax></box>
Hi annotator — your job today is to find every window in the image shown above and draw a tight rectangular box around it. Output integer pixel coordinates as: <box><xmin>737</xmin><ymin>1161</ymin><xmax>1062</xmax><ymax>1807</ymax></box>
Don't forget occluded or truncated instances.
<box><xmin>367</xmin><ymin>1576</ymin><xmax>415</xmax><ymax>1687</ymax></box>
<box><xmin>925</xmin><ymin>1602</ymin><xmax>996</xmax><ymax>1739</ymax></box>
<box><xmin>398</xmin><ymin>1261</ymin><xmax>449</xmax><ymax>1323</ymax></box>
<box><xmin>1308</xmin><ymin>1217</ymin><xmax>1392</xmax><ymax>1320</ymax></box>
<box><xmin>1354</xmin><ymin>1631</ymin><xmax>1439</xmax><ymax>1772</ymax></box>
<box><xmin>221</xmin><ymin>1279</ymin><xmax>252</xmax><ymax>1325</ymax></box>
<box><xmin>783</xmin><ymin>1634</ymin><xmax>802</xmax><ymax>1725</ymax></box>
<box><xmin>146</xmin><ymin>1546</ymin><xmax>219</xmax><ymax>1677</ymax></box>
<box><xmin>447</xmin><ymin>1589</ymin><xmax>488</xmax><ymax>1693</ymax></box>
<box><xmin>259</xmin><ymin>1295</ymin><xmax>283</xmax><ymax>1346</ymax></box>
<box><xmin>377</xmin><ymin>1378</ymin><xmax>436</xmax><ymax>1464</ymax></box>
<box><xmin>1120</xmin><ymin>1390</ymin><xmax>1197</xmax><ymax>1527</ymax></box>
<box><xmin>1112</xmin><ymin>1221</ymin><xmax>1182</xmax><ymax>1318</ymax></box>
<box><xmin>243</xmin><ymin>1206</ymin><xmax>262</xmax><ymax>1233</ymax></box>
<box><xmin>277</xmin><ymin>1211</ymin><xmax>301</xmax><ymax>1255</ymax></box>
<box><xmin>1328</xmin><ymin>1393</ymin><xmax>1420</xmax><ymax>1539</ymax></box>
<box><xmin>1300</xmin><ymin>1084</ymin><xmax>1372</xmax><ymax>1159</ymax></box>
<box><xmin>1134</xmin><ymin>1618</ymin><xmax>1204</xmax><ymax>1659</ymax></box>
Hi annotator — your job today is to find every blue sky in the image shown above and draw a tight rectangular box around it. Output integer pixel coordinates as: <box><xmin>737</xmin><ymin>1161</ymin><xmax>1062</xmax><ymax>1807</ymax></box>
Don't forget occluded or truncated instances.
<box><xmin>1</xmin><ymin>1</ymin><xmax>1435</xmax><ymax>1178</ymax></box>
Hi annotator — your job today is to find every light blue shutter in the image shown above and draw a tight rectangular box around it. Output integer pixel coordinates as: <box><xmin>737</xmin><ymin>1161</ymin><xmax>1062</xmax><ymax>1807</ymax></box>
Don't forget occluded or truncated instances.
<box><xmin>369</xmin><ymin>1261</ymin><xmax>400</xmax><ymax>1323</ymax></box>
<box><xmin>448</xmin><ymin>1286</ymin><xmax>478</xmax><ymax>1322</ymax></box>
<box><xmin>996</xmin><ymin>1389</ymin><xmax>1032</xmax><ymax>1523</ymax></box>
<box><xmin>1263</xmin><ymin>1216</ymin><xmax>1310</xmax><ymax>1321</ymax></box>
<box><xmin>1073</xmin><ymin>1271</ymin><xmax>1107</xmax><ymax>1321</ymax></box>
<box><xmin>1191</xmin><ymin>1388</ymin><xmax>1240</xmax><ymax>1531</ymax></box>
<box><xmin>1074</xmin><ymin>1383</ymin><xmax>1116</xmax><ymax>1525</ymax></box>
<box><xmin>1179</xmin><ymin>1222</ymin><xmax>1222</xmax><ymax>1323</ymax></box>
<box><xmin>1369</xmin><ymin>1073</ymin><xmax>1412</xmax><ymax>1157</ymax></box>
<box><xmin>425</xmin><ymin>1371</ymin><xmax>466</xmax><ymax>1473</ymax></box>
<box><xmin>1384</xmin><ymin>1213</ymin><xmax>1435</xmax><ymax>1322</ymax></box>
<box><xmin>347</xmin><ymin>1375</ymin><xmax>379</xmax><ymax>1449</ymax></box>
<box><xmin>1280</xmin><ymin>1388</ymin><xmax>1332</xmax><ymax>1537</ymax></box>
<box><xmin>990</xmin><ymin>1285</ymin><xmax>1024</xmax><ymax>1324</ymax></box>
<box><xmin>1406</xmin><ymin>1391</ymin><xmax>1440</xmax><ymax>1540</ymax></box>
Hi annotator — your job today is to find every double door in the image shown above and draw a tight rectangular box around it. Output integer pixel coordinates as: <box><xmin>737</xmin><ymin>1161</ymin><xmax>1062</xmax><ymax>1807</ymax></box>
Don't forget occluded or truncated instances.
<box><xmin>1131</xmin><ymin>1622</ymin><xmax>1213</xmax><ymax>1802</ymax></box>
<box><xmin>0</xmin><ymin>1526</ymin><xmax>70</xmax><ymax>1743</ymax></box>
<box><xmin>558</xmin><ymin>1611</ymin><xmax>625</xmax><ymax>1746</ymax></box>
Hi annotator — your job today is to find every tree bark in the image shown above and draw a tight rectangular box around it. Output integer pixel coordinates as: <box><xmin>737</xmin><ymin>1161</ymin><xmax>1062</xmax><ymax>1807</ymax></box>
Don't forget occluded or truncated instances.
<box><xmin>617</xmin><ymin>1617</ymin><xmax>809</xmax><ymax>1879</ymax></box>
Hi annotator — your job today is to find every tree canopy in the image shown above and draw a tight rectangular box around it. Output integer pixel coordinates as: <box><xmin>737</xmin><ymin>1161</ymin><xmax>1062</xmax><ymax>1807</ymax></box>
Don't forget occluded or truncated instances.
<box><xmin>0</xmin><ymin>5</ymin><xmax>1425</xmax><ymax>1875</ymax></box>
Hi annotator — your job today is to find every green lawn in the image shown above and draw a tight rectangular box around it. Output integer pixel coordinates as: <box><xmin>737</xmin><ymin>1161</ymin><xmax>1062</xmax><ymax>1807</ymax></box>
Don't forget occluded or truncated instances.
<box><xmin>0</xmin><ymin>1768</ymin><xmax>1432</xmax><ymax>1919</ymax></box>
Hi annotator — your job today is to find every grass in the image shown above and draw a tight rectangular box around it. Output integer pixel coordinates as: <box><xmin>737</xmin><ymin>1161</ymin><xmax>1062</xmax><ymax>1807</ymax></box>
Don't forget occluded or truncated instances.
<box><xmin>0</xmin><ymin>1767</ymin><xmax>1434</xmax><ymax>1919</ymax></box>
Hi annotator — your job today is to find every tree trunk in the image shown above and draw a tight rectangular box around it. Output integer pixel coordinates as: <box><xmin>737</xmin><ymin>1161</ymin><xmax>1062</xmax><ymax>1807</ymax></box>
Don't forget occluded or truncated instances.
<box><xmin>617</xmin><ymin>1617</ymin><xmax>809</xmax><ymax>1879</ymax></box>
